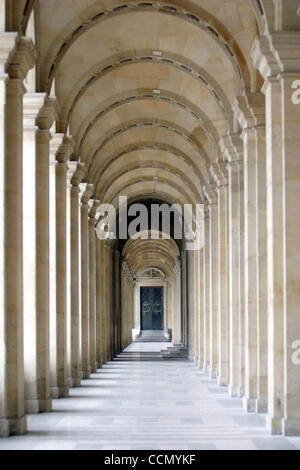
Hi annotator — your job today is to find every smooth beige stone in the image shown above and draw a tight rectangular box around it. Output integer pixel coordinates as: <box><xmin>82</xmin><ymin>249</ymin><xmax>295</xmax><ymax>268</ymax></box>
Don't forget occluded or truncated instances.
<box><xmin>1</xmin><ymin>58</ymin><xmax>26</xmax><ymax>437</ymax></box>
<box><xmin>95</xmin><ymin>237</ymin><xmax>103</xmax><ymax>368</ymax></box>
<box><xmin>215</xmin><ymin>164</ymin><xmax>229</xmax><ymax>387</ymax></box>
<box><xmin>203</xmin><ymin>208</ymin><xmax>211</xmax><ymax>373</ymax></box>
<box><xmin>23</xmin><ymin>92</ymin><xmax>53</xmax><ymax>414</ymax></box>
<box><xmin>208</xmin><ymin>193</ymin><xmax>218</xmax><ymax>379</ymax></box>
<box><xmin>69</xmin><ymin>184</ymin><xmax>81</xmax><ymax>386</ymax></box>
<box><xmin>88</xmin><ymin>205</ymin><xmax>97</xmax><ymax>373</ymax></box>
<box><xmin>80</xmin><ymin>197</ymin><xmax>91</xmax><ymax>379</ymax></box>
<box><xmin>100</xmin><ymin>240</ymin><xmax>107</xmax><ymax>363</ymax></box>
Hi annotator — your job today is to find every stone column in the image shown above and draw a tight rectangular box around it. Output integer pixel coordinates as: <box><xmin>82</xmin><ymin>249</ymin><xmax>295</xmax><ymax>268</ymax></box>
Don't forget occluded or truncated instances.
<box><xmin>187</xmin><ymin>251</ymin><xmax>195</xmax><ymax>359</ymax></box>
<box><xmin>193</xmin><ymin>250</ymin><xmax>200</xmax><ymax>365</ymax></box>
<box><xmin>51</xmin><ymin>138</ymin><xmax>73</xmax><ymax>398</ymax></box>
<box><xmin>54</xmin><ymin>149</ymin><xmax>69</xmax><ymax>397</ymax></box>
<box><xmin>172</xmin><ymin>259</ymin><xmax>182</xmax><ymax>346</ymax></box>
<box><xmin>205</xmin><ymin>185</ymin><xmax>218</xmax><ymax>379</ymax></box>
<box><xmin>213</xmin><ymin>162</ymin><xmax>229</xmax><ymax>386</ymax></box>
<box><xmin>252</xmin><ymin>32</ymin><xmax>300</xmax><ymax>435</ymax></box>
<box><xmin>114</xmin><ymin>250</ymin><xmax>121</xmax><ymax>355</ymax></box>
<box><xmin>23</xmin><ymin>93</ymin><xmax>57</xmax><ymax>413</ymax></box>
<box><xmin>220</xmin><ymin>135</ymin><xmax>243</xmax><ymax>397</ymax></box>
<box><xmin>80</xmin><ymin>184</ymin><xmax>93</xmax><ymax>378</ymax></box>
<box><xmin>0</xmin><ymin>34</ymin><xmax>34</xmax><ymax>437</ymax></box>
<box><xmin>203</xmin><ymin>205</ymin><xmax>210</xmax><ymax>373</ymax></box>
<box><xmin>49</xmin><ymin>134</ymin><xmax>63</xmax><ymax>397</ymax></box>
<box><xmin>181</xmin><ymin>250</ymin><xmax>187</xmax><ymax>347</ymax></box>
<box><xmin>68</xmin><ymin>175</ymin><xmax>82</xmax><ymax>387</ymax></box>
<box><xmin>95</xmin><ymin>235</ymin><xmax>102</xmax><ymax>368</ymax></box>
<box><xmin>107</xmin><ymin>245</ymin><xmax>114</xmax><ymax>359</ymax></box>
<box><xmin>238</xmin><ymin>158</ymin><xmax>245</xmax><ymax>398</ymax></box>
<box><xmin>234</xmin><ymin>93</ymin><xmax>266</xmax><ymax>412</ymax></box>
<box><xmin>198</xmin><ymin>246</ymin><xmax>205</xmax><ymax>369</ymax></box>
<box><xmin>88</xmin><ymin>199</ymin><xmax>99</xmax><ymax>373</ymax></box>
<box><xmin>66</xmin><ymin>161</ymin><xmax>81</xmax><ymax>388</ymax></box>
<box><xmin>254</xmin><ymin>111</ymin><xmax>268</xmax><ymax>413</ymax></box>
<box><xmin>100</xmin><ymin>240</ymin><xmax>107</xmax><ymax>363</ymax></box>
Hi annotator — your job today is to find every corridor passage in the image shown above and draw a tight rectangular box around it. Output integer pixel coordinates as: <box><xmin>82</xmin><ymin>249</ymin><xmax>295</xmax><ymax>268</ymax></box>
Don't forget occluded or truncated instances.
<box><xmin>0</xmin><ymin>344</ymin><xmax>299</xmax><ymax>451</ymax></box>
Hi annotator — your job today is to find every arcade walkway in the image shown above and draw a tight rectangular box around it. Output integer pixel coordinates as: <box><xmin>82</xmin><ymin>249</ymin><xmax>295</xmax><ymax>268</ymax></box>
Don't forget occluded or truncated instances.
<box><xmin>0</xmin><ymin>344</ymin><xmax>299</xmax><ymax>451</ymax></box>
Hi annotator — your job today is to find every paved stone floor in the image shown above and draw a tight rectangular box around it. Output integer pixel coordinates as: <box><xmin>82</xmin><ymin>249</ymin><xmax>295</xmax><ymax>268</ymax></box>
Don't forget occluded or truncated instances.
<box><xmin>0</xmin><ymin>343</ymin><xmax>300</xmax><ymax>450</ymax></box>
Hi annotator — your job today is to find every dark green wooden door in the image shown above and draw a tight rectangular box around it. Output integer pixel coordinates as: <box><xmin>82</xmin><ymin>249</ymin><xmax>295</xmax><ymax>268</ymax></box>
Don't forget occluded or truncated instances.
<box><xmin>140</xmin><ymin>286</ymin><xmax>164</xmax><ymax>330</ymax></box>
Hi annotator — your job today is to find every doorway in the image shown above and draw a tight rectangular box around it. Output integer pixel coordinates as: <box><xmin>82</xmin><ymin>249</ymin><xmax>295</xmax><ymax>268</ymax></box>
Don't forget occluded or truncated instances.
<box><xmin>140</xmin><ymin>286</ymin><xmax>164</xmax><ymax>330</ymax></box>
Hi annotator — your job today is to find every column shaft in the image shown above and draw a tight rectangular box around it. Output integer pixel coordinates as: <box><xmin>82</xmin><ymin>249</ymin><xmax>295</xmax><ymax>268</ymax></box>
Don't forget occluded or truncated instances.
<box><xmin>88</xmin><ymin>214</ymin><xmax>97</xmax><ymax>373</ymax></box>
<box><xmin>23</xmin><ymin>94</ymin><xmax>52</xmax><ymax>412</ymax></box>
<box><xmin>217</xmin><ymin>181</ymin><xmax>229</xmax><ymax>386</ymax></box>
<box><xmin>55</xmin><ymin>162</ymin><xmax>68</xmax><ymax>396</ymax></box>
<box><xmin>69</xmin><ymin>184</ymin><xmax>81</xmax><ymax>386</ymax></box>
<box><xmin>81</xmin><ymin>202</ymin><xmax>90</xmax><ymax>378</ymax></box>
<box><xmin>209</xmin><ymin>202</ymin><xmax>218</xmax><ymax>378</ymax></box>
<box><xmin>203</xmin><ymin>209</ymin><xmax>210</xmax><ymax>373</ymax></box>
<box><xmin>1</xmin><ymin>75</ymin><xmax>26</xmax><ymax>435</ymax></box>
<box><xmin>95</xmin><ymin>237</ymin><xmax>102</xmax><ymax>368</ymax></box>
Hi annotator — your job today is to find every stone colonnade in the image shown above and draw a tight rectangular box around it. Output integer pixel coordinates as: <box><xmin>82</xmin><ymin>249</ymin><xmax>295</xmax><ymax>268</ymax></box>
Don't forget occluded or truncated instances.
<box><xmin>0</xmin><ymin>27</ymin><xmax>300</xmax><ymax>439</ymax></box>
<box><xmin>0</xmin><ymin>34</ymin><xmax>117</xmax><ymax>437</ymax></box>
<box><xmin>189</xmin><ymin>30</ymin><xmax>300</xmax><ymax>436</ymax></box>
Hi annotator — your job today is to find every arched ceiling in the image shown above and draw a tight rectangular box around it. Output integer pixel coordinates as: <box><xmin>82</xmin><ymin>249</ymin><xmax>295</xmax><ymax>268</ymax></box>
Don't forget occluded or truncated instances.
<box><xmin>31</xmin><ymin>1</ymin><xmax>262</xmax><ymax>208</ymax></box>
<box><xmin>122</xmin><ymin>233</ymin><xmax>180</xmax><ymax>276</ymax></box>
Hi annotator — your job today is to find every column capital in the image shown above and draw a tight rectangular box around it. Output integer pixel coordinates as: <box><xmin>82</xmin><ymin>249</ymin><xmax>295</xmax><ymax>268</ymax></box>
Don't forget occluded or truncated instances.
<box><xmin>72</xmin><ymin>163</ymin><xmax>86</xmax><ymax>187</ymax></box>
<box><xmin>49</xmin><ymin>133</ymin><xmax>64</xmax><ymax>164</ymax></box>
<box><xmin>23</xmin><ymin>92</ymin><xmax>47</xmax><ymax>129</ymax></box>
<box><xmin>81</xmin><ymin>184</ymin><xmax>94</xmax><ymax>204</ymax></box>
<box><xmin>203</xmin><ymin>184</ymin><xmax>217</xmax><ymax>205</ymax></box>
<box><xmin>88</xmin><ymin>199</ymin><xmax>100</xmax><ymax>219</ymax></box>
<box><xmin>251</xmin><ymin>32</ymin><xmax>300</xmax><ymax>81</ymax></box>
<box><xmin>233</xmin><ymin>93</ymin><xmax>265</xmax><ymax>130</ymax></box>
<box><xmin>56</xmin><ymin>135</ymin><xmax>74</xmax><ymax>163</ymax></box>
<box><xmin>219</xmin><ymin>133</ymin><xmax>243</xmax><ymax>163</ymax></box>
<box><xmin>66</xmin><ymin>161</ymin><xmax>78</xmax><ymax>187</ymax></box>
<box><xmin>37</xmin><ymin>96</ymin><xmax>58</xmax><ymax>131</ymax></box>
<box><xmin>210</xmin><ymin>161</ymin><xmax>228</xmax><ymax>187</ymax></box>
<box><xmin>6</xmin><ymin>36</ymin><xmax>36</xmax><ymax>80</ymax></box>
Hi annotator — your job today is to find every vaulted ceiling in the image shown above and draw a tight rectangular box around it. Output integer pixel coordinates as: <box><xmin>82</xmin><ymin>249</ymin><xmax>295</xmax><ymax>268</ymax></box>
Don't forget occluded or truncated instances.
<box><xmin>10</xmin><ymin>0</ymin><xmax>271</xmax><ymax>207</ymax></box>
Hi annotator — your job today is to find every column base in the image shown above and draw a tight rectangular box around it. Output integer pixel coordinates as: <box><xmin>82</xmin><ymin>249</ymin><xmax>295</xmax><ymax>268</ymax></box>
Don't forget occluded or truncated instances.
<box><xmin>243</xmin><ymin>397</ymin><xmax>257</xmax><ymax>413</ymax></box>
<box><xmin>209</xmin><ymin>368</ymin><xmax>218</xmax><ymax>379</ymax></box>
<box><xmin>0</xmin><ymin>420</ymin><xmax>10</xmax><ymax>437</ymax></box>
<box><xmin>282</xmin><ymin>418</ymin><xmax>300</xmax><ymax>436</ymax></box>
<box><xmin>255</xmin><ymin>398</ymin><xmax>268</xmax><ymax>414</ymax></box>
<box><xmin>238</xmin><ymin>386</ymin><xmax>245</xmax><ymax>398</ymax></box>
<box><xmin>97</xmin><ymin>361</ymin><xmax>102</xmax><ymax>369</ymax></box>
<box><xmin>69</xmin><ymin>376</ymin><xmax>81</xmax><ymax>388</ymax></box>
<box><xmin>90</xmin><ymin>363</ymin><xmax>98</xmax><ymax>373</ymax></box>
<box><xmin>228</xmin><ymin>384</ymin><xmax>239</xmax><ymax>397</ymax></box>
<box><xmin>203</xmin><ymin>362</ymin><xmax>210</xmax><ymax>374</ymax></box>
<box><xmin>218</xmin><ymin>375</ymin><xmax>228</xmax><ymax>387</ymax></box>
<box><xmin>266</xmin><ymin>415</ymin><xmax>283</xmax><ymax>435</ymax></box>
<box><xmin>0</xmin><ymin>415</ymin><xmax>27</xmax><ymax>436</ymax></box>
<box><xmin>25</xmin><ymin>398</ymin><xmax>52</xmax><ymax>413</ymax></box>
<box><xmin>82</xmin><ymin>368</ymin><xmax>91</xmax><ymax>379</ymax></box>
<box><xmin>51</xmin><ymin>386</ymin><xmax>69</xmax><ymax>398</ymax></box>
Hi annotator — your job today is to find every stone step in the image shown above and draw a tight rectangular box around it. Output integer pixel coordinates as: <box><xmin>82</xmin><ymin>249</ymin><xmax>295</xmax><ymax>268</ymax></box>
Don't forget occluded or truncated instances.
<box><xmin>160</xmin><ymin>345</ymin><xmax>188</xmax><ymax>360</ymax></box>
<box><xmin>134</xmin><ymin>330</ymin><xmax>170</xmax><ymax>343</ymax></box>
<box><xmin>115</xmin><ymin>352</ymin><xmax>163</xmax><ymax>361</ymax></box>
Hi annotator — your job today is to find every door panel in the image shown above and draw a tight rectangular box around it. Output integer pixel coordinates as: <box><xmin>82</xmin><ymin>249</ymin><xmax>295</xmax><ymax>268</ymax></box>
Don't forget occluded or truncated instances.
<box><xmin>140</xmin><ymin>286</ymin><xmax>164</xmax><ymax>330</ymax></box>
